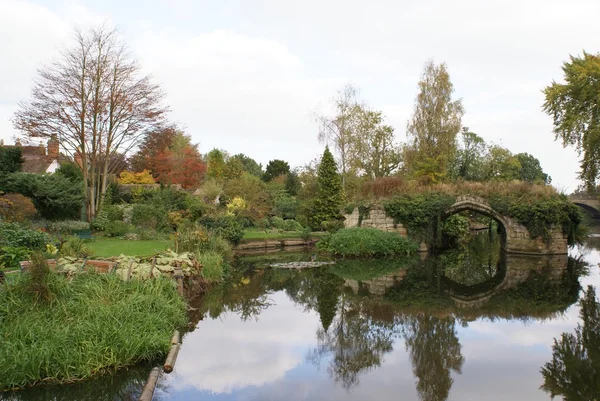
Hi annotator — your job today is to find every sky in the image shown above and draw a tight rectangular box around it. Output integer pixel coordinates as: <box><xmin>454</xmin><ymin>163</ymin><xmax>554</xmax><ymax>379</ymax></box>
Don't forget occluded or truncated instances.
<box><xmin>1</xmin><ymin>0</ymin><xmax>598</xmax><ymax>191</ymax></box>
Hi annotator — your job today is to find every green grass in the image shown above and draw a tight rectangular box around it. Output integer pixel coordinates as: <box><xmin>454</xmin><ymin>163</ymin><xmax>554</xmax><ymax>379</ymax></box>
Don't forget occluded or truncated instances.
<box><xmin>0</xmin><ymin>273</ymin><xmax>186</xmax><ymax>390</ymax></box>
<box><xmin>241</xmin><ymin>228</ymin><xmax>326</xmax><ymax>242</ymax></box>
<box><xmin>87</xmin><ymin>238</ymin><xmax>171</xmax><ymax>257</ymax></box>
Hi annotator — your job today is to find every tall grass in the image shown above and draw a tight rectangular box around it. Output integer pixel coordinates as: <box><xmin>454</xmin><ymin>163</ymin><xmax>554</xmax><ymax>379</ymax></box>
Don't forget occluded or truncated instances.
<box><xmin>196</xmin><ymin>251</ymin><xmax>225</xmax><ymax>283</ymax></box>
<box><xmin>320</xmin><ymin>227</ymin><xmax>419</xmax><ymax>258</ymax></box>
<box><xmin>0</xmin><ymin>273</ymin><xmax>186</xmax><ymax>391</ymax></box>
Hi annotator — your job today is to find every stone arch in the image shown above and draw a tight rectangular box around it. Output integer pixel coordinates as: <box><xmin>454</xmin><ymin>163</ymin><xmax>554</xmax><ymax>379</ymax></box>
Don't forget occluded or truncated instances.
<box><xmin>441</xmin><ymin>196</ymin><xmax>508</xmax><ymax>249</ymax></box>
<box><xmin>442</xmin><ymin>196</ymin><xmax>568</xmax><ymax>255</ymax></box>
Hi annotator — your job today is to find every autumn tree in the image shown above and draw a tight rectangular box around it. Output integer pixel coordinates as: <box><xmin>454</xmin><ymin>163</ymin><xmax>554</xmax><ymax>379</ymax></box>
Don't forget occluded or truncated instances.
<box><xmin>129</xmin><ymin>125</ymin><xmax>178</xmax><ymax>174</ymax></box>
<box><xmin>152</xmin><ymin>132</ymin><xmax>206</xmax><ymax>188</ymax></box>
<box><xmin>405</xmin><ymin>60</ymin><xmax>464</xmax><ymax>183</ymax></box>
<box><xmin>13</xmin><ymin>26</ymin><xmax>166</xmax><ymax>221</ymax></box>
<box><xmin>543</xmin><ymin>52</ymin><xmax>600</xmax><ymax>190</ymax></box>
<box><xmin>206</xmin><ymin>149</ymin><xmax>227</xmax><ymax>181</ymax></box>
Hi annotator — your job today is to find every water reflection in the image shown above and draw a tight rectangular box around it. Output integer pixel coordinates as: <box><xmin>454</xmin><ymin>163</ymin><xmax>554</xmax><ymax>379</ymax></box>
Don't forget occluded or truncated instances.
<box><xmin>6</xmin><ymin>231</ymin><xmax>597</xmax><ymax>401</ymax></box>
<box><xmin>541</xmin><ymin>285</ymin><xmax>600</xmax><ymax>400</ymax></box>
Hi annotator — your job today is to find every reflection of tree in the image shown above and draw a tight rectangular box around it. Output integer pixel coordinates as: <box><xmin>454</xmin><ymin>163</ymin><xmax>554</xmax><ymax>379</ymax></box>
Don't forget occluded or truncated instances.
<box><xmin>308</xmin><ymin>295</ymin><xmax>399</xmax><ymax>389</ymax></box>
<box><xmin>315</xmin><ymin>270</ymin><xmax>341</xmax><ymax>331</ymax></box>
<box><xmin>403</xmin><ymin>314</ymin><xmax>464</xmax><ymax>401</ymax></box>
<box><xmin>541</xmin><ymin>285</ymin><xmax>600</xmax><ymax>400</ymax></box>
<box><xmin>443</xmin><ymin>231</ymin><xmax>501</xmax><ymax>286</ymax></box>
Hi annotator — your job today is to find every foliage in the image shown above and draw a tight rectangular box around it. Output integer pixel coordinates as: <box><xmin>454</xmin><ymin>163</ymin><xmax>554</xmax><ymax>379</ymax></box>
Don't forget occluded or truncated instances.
<box><xmin>226</xmin><ymin>196</ymin><xmax>247</xmax><ymax>216</ymax></box>
<box><xmin>153</xmin><ymin>132</ymin><xmax>207</xmax><ymax>188</ymax></box>
<box><xmin>262</xmin><ymin>159</ymin><xmax>291</xmax><ymax>182</ymax></box>
<box><xmin>197</xmin><ymin>251</ymin><xmax>226</xmax><ymax>283</ymax></box>
<box><xmin>404</xmin><ymin>60</ymin><xmax>464</xmax><ymax>182</ymax></box>
<box><xmin>543</xmin><ymin>51</ymin><xmax>600</xmax><ymax>190</ymax></box>
<box><xmin>231</xmin><ymin>153</ymin><xmax>263</xmax><ymax>178</ymax></box>
<box><xmin>0</xmin><ymin>222</ymin><xmax>53</xmax><ymax>251</ymax></box>
<box><xmin>55</xmin><ymin>161</ymin><xmax>84</xmax><ymax>183</ymax></box>
<box><xmin>0</xmin><ymin>172</ymin><xmax>84</xmax><ymax>220</ymax></box>
<box><xmin>321</xmin><ymin>220</ymin><xmax>345</xmax><ymax>233</ymax></box>
<box><xmin>59</xmin><ymin>236</ymin><xmax>94</xmax><ymax>258</ymax></box>
<box><xmin>117</xmin><ymin>170</ymin><xmax>156</xmax><ymax>184</ymax></box>
<box><xmin>384</xmin><ymin>193</ymin><xmax>456</xmax><ymax>241</ymax></box>
<box><xmin>350</xmin><ymin>108</ymin><xmax>401</xmax><ymax>178</ymax></box>
<box><xmin>129</xmin><ymin>125</ymin><xmax>178</xmax><ymax>174</ymax></box>
<box><xmin>0</xmin><ymin>146</ymin><xmax>23</xmax><ymax>175</ymax></box>
<box><xmin>0</xmin><ymin>246</ymin><xmax>30</xmax><ymax>270</ymax></box>
<box><xmin>283</xmin><ymin>219</ymin><xmax>303</xmax><ymax>232</ymax></box>
<box><xmin>319</xmin><ymin>227</ymin><xmax>418</xmax><ymax>257</ymax></box>
<box><xmin>516</xmin><ymin>152</ymin><xmax>551</xmax><ymax>184</ymax></box>
<box><xmin>310</xmin><ymin>146</ymin><xmax>345</xmax><ymax>230</ymax></box>
<box><xmin>23</xmin><ymin>252</ymin><xmax>53</xmax><ymax>304</ymax></box>
<box><xmin>131</xmin><ymin>204</ymin><xmax>170</xmax><ymax>232</ymax></box>
<box><xmin>541</xmin><ymin>285</ymin><xmax>600</xmax><ymax>400</ymax></box>
<box><xmin>449</xmin><ymin>127</ymin><xmax>487</xmax><ymax>181</ymax></box>
<box><xmin>0</xmin><ymin>192</ymin><xmax>37</xmax><ymax>222</ymax></box>
<box><xmin>285</xmin><ymin>171</ymin><xmax>301</xmax><ymax>196</ymax></box>
<box><xmin>223</xmin><ymin>173</ymin><xmax>272</xmax><ymax>222</ymax></box>
<box><xmin>206</xmin><ymin>149</ymin><xmax>228</xmax><ymax>181</ymax></box>
<box><xmin>103</xmin><ymin>221</ymin><xmax>132</xmax><ymax>238</ymax></box>
<box><xmin>484</xmin><ymin>145</ymin><xmax>521</xmax><ymax>181</ymax></box>
<box><xmin>198</xmin><ymin>215</ymin><xmax>245</xmax><ymax>245</ymax></box>
<box><xmin>46</xmin><ymin>220</ymin><xmax>90</xmax><ymax>235</ymax></box>
<box><xmin>273</xmin><ymin>190</ymin><xmax>298</xmax><ymax>219</ymax></box>
<box><xmin>360</xmin><ymin>177</ymin><xmax>406</xmax><ymax>199</ymax></box>
<box><xmin>441</xmin><ymin>214</ymin><xmax>470</xmax><ymax>242</ymax></box>
<box><xmin>0</xmin><ymin>273</ymin><xmax>186</xmax><ymax>390</ymax></box>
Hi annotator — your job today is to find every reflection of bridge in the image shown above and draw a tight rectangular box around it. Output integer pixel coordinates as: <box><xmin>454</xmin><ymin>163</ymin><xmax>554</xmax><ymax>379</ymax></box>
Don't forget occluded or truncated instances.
<box><xmin>568</xmin><ymin>194</ymin><xmax>600</xmax><ymax>217</ymax></box>
<box><xmin>344</xmin><ymin>254</ymin><xmax>568</xmax><ymax>309</ymax></box>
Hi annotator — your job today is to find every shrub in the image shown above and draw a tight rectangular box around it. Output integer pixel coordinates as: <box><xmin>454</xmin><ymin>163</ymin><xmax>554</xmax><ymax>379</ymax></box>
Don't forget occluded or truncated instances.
<box><xmin>23</xmin><ymin>252</ymin><xmax>53</xmax><ymax>304</ymax></box>
<box><xmin>0</xmin><ymin>222</ymin><xmax>53</xmax><ymax>251</ymax></box>
<box><xmin>198</xmin><ymin>215</ymin><xmax>244</xmax><ymax>245</ymax></box>
<box><xmin>173</xmin><ymin>222</ymin><xmax>209</xmax><ymax>253</ymax></box>
<box><xmin>91</xmin><ymin>210</ymin><xmax>110</xmax><ymax>231</ymax></box>
<box><xmin>197</xmin><ymin>251</ymin><xmax>225</xmax><ymax>283</ymax></box>
<box><xmin>117</xmin><ymin>170</ymin><xmax>156</xmax><ymax>184</ymax></box>
<box><xmin>321</xmin><ymin>220</ymin><xmax>345</xmax><ymax>233</ymax></box>
<box><xmin>283</xmin><ymin>219</ymin><xmax>303</xmax><ymax>232</ymax></box>
<box><xmin>321</xmin><ymin>227</ymin><xmax>419</xmax><ymax>258</ymax></box>
<box><xmin>59</xmin><ymin>236</ymin><xmax>94</xmax><ymax>258</ymax></box>
<box><xmin>273</xmin><ymin>190</ymin><xmax>298</xmax><ymax>219</ymax></box>
<box><xmin>0</xmin><ymin>172</ymin><xmax>83</xmax><ymax>220</ymax></box>
<box><xmin>103</xmin><ymin>221</ymin><xmax>132</xmax><ymax>238</ymax></box>
<box><xmin>47</xmin><ymin>220</ymin><xmax>90</xmax><ymax>235</ymax></box>
<box><xmin>0</xmin><ymin>246</ymin><xmax>30</xmax><ymax>270</ymax></box>
<box><xmin>270</xmin><ymin>216</ymin><xmax>285</xmax><ymax>230</ymax></box>
<box><xmin>131</xmin><ymin>204</ymin><xmax>169</xmax><ymax>232</ymax></box>
<box><xmin>0</xmin><ymin>193</ymin><xmax>37</xmax><ymax>222</ymax></box>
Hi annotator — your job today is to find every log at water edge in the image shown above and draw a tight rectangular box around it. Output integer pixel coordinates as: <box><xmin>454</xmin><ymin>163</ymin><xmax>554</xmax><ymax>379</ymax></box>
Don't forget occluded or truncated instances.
<box><xmin>138</xmin><ymin>367</ymin><xmax>160</xmax><ymax>401</ymax></box>
<box><xmin>170</xmin><ymin>330</ymin><xmax>180</xmax><ymax>345</ymax></box>
<box><xmin>163</xmin><ymin>344</ymin><xmax>180</xmax><ymax>373</ymax></box>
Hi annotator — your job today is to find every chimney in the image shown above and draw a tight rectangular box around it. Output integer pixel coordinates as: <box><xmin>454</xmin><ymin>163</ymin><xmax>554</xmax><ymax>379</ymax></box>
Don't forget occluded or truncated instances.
<box><xmin>15</xmin><ymin>138</ymin><xmax>21</xmax><ymax>146</ymax></box>
<box><xmin>47</xmin><ymin>134</ymin><xmax>59</xmax><ymax>159</ymax></box>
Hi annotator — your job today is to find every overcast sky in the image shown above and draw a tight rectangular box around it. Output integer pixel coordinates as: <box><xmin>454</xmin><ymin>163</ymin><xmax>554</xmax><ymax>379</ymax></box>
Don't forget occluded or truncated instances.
<box><xmin>1</xmin><ymin>0</ymin><xmax>598</xmax><ymax>191</ymax></box>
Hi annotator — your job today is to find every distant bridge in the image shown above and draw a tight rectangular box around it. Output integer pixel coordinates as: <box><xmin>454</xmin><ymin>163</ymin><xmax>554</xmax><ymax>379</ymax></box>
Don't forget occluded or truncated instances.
<box><xmin>568</xmin><ymin>194</ymin><xmax>600</xmax><ymax>217</ymax></box>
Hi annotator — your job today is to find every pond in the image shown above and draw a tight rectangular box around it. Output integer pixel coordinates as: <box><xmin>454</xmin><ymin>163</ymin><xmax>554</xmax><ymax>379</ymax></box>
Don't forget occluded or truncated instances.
<box><xmin>4</xmin><ymin>231</ymin><xmax>599</xmax><ymax>400</ymax></box>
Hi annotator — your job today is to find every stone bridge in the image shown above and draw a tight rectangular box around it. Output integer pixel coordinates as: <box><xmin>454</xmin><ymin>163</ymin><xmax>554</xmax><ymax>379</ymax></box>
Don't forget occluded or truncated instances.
<box><xmin>343</xmin><ymin>195</ymin><xmax>568</xmax><ymax>255</ymax></box>
<box><xmin>568</xmin><ymin>194</ymin><xmax>600</xmax><ymax>217</ymax></box>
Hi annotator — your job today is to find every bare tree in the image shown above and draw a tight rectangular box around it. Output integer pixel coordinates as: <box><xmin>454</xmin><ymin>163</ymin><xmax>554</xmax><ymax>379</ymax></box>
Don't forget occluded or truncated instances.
<box><xmin>13</xmin><ymin>26</ymin><xmax>166</xmax><ymax>220</ymax></box>
<box><xmin>315</xmin><ymin>84</ymin><xmax>362</xmax><ymax>188</ymax></box>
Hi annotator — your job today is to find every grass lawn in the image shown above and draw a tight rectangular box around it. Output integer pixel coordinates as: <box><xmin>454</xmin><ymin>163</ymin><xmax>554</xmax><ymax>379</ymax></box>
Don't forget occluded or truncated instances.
<box><xmin>242</xmin><ymin>228</ymin><xmax>326</xmax><ymax>242</ymax></box>
<box><xmin>88</xmin><ymin>237</ymin><xmax>171</xmax><ymax>258</ymax></box>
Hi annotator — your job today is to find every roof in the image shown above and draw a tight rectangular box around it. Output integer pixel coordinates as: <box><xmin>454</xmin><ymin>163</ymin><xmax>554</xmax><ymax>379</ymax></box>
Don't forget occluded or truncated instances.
<box><xmin>1</xmin><ymin>144</ymin><xmax>71</xmax><ymax>174</ymax></box>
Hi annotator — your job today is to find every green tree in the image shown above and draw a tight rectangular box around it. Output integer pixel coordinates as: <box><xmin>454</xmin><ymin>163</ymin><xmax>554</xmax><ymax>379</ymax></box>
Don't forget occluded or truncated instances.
<box><xmin>55</xmin><ymin>162</ymin><xmax>83</xmax><ymax>183</ymax></box>
<box><xmin>311</xmin><ymin>147</ymin><xmax>344</xmax><ymax>230</ymax></box>
<box><xmin>262</xmin><ymin>159</ymin><xmax>290</xmax><ymax>182</ymax></box>
<box><xmin>0</xmin><ymin>147</ymin><xmax>23</xmax><ymax>176</ymax></box>
<box><xmin>206</xmin><ymin>149</ymin><xmax>227</xmax><ymax>181</ymax></box>
<box><xmin>232</xmin><ymin>154</ymin><xmax>263</xmax><ymax>178</ymax></box>
<box><xmin>284</xmin><ymin>170</ymin><xmax>301</xmax><ymax>196</ymax></box>
<box><xmin>483</xmin><ymin>145</ymin><xmax>521</xmax><ymax>181</ymax></box>
<box><xmin>350</xmin><ymin>108</ymin><xmax>401</xmax><ymax>179</ymax></box>
<box><xmin>450</xmin><ymin>127</ymin><xmax>486</xmax><ymax>181</ymax></box>
<box><xmin>541</xmin><ymin>285</ymin><xmax>600</xmax><ymax>400</ymax></box>
<box><xmin>405</xmin><ymin>60</ymin><xmax>464</xmax><ymax>182</ymax></box>
<box><xmin>543</xmin><ymin>52</ymin><xmax>600</xmax><ymax>190</ymax></box>
<box><xmin>516</xmin><ymin>153</ymin><xmax>551</xmax><ymax>184</ymax></box>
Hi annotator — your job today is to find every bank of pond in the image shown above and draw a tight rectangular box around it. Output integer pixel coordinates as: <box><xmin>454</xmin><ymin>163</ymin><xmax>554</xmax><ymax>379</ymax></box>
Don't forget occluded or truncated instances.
<box><xmin>1</xmin><ymin>231</ymin><xmax>597</xmax><ymax>400</ymax></box>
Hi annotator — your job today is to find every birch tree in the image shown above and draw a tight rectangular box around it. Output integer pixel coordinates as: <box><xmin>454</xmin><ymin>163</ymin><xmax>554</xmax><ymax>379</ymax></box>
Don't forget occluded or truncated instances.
<box><xmin>13</xmin><ymin>26</ymin><xmax>166</xmax><ymax>220</ymax></box>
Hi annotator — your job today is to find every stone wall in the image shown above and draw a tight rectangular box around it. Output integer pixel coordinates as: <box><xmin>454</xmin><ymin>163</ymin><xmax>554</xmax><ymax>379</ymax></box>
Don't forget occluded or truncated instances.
<box><xmin>343</xmin><ymin>206</ymin><xmax>407</xmax><ymax>236</ymax></box>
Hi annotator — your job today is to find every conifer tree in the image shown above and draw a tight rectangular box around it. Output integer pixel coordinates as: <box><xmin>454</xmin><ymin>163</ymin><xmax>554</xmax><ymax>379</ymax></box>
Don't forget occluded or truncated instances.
<box><xmin>311</xmin><ymin>146</ymin><xmax>344</xmax><ymax>229</ymax></box>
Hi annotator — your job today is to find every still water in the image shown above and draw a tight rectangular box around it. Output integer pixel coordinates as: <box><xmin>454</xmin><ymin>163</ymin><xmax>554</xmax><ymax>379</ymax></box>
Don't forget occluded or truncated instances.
<box><xmin>5</xmin><ymin>232</ymin><xmax>600</xmax><ymax>400</ymax></box>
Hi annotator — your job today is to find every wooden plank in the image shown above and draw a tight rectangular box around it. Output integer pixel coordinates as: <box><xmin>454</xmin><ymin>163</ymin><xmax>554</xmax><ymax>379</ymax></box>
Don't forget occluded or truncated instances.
<box><xmin>138</xmin><ymin>367</ymin><xmax>160</xmax><ymax>401</ymax></box>
<box><xmin>170</xmin><ymin>330</ymin><xmax>180</xmax><ymax>345</ymax></box>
